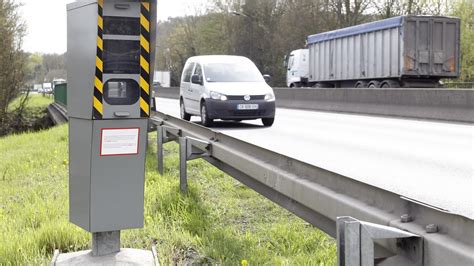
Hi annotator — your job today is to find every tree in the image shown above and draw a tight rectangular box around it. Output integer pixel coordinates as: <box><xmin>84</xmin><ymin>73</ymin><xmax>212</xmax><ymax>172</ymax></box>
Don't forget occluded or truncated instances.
<box><xmin>329</xmin><ymin>0</ymin><xmax>371</xmax><ymax>27</ymax></box>
<box><xmin>155</xmin><ymin>17</ymin><xmax>200</xmax><ymax>85</ymax></box>
<box><xmin>42</xmin><ymin>53</ymin><xmax>66</xmax><ymax>80</ymax></box>
<box><xmin>451</xmin><ymin>0</ymin><xmax>474</xmax><ymax>81</ymax></box>
<box><xmin>24</xmin><ymin>53</ymin><xmax>43</xmax><ymax>86</ymax></box>
<box><xmin>0</xmin><ymin>0</ymin><xmax>27</xmax><ymax>121</ymax></box>
<box><xmin>373</xmin><ymin>0</ymin><xmax>403</xmax><ymax>18</ymax></box>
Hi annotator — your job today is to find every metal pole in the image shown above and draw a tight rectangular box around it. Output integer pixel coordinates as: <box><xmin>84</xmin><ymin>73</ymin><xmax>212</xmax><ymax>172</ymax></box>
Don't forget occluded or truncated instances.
<box><xmin>179</xmin><ymin>137</ymin><xmax>188</xmax><ymax>193</ymax></box>
<box><xmin>157</xmin><ymin>126</ymin><xmax>164</xmax><ymax>175</ymax></box>
<box><xmin>91</xmin><ymin>231</ymin><xmax>120</xmax><ymax>256</ymax></box>
<box><xmin>344</xmin><ymin>221</ymin><xmax>361</xmax><ymax>266</ymax></box>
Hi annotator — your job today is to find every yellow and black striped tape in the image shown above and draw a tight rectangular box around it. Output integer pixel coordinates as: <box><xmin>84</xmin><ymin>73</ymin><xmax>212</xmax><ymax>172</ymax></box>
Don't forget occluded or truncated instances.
<box><xmin>93</xmin><ymin>0</ymin><xmax>104</xmax><ymax>119</ymax></box>
<box><xmin>140</xmin><ymin>1</ymin><xmax>151</xmax><ymax>117</ymax></box>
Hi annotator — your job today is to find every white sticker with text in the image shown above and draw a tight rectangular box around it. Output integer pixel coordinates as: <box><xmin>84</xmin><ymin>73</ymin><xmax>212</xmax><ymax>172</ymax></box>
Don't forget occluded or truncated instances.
<box><xmin>100</xmin><ymin>128</ymin><xmax>140</xmax><ymax>156</ymax></box>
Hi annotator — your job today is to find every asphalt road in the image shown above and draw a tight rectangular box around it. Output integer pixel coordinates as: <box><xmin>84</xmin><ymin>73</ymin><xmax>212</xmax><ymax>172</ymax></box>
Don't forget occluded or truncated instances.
<box><xmin>155</xmin><ymin>97</ymin><xmax>474</xmax><ymax>220</ymax></box>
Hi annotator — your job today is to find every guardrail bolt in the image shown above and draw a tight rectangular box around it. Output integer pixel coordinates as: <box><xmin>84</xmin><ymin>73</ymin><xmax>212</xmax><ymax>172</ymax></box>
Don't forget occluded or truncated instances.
<box><xmin>425</xmin><ymin>224</ymin><xmax>439</xmax><ymax>233</ymax></box>
<box><xmin>400</xmin><ymin>214</ymin><xmax>412</xmax><ymax>223</ymax></box>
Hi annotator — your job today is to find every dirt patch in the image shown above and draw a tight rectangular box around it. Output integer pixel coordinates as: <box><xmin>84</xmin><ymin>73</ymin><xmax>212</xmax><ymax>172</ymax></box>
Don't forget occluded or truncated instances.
<box><xmin>0</xmin><ymin>107</ymin><xmax>53</xmax><ymax>137</ymax></box>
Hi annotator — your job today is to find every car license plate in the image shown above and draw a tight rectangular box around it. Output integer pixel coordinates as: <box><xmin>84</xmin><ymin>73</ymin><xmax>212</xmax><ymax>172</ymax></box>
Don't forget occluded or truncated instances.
<box><xmin>237</xmin><ymin>104</ymin><xmax>259</xmax><ymax>110</ymax></box>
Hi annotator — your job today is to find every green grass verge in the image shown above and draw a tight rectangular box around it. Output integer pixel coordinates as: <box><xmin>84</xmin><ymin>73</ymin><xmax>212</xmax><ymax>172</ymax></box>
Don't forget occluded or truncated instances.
<box><xmin>8</xmin><ymin>94</ymin><xmax>53</xmax><ymax>111</ymax></box>
<box><xmin>0</xmin><ymin>125</ymin><xmax>336</xmax><ymax>265</ymax></box>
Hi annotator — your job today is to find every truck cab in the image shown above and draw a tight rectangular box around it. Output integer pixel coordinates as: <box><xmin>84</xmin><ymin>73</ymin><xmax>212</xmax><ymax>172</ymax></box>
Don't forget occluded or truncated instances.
<box><xmin>285</xmin><ymin>49</ymin><xmax>309</xmax><ymax>88</ymax></box>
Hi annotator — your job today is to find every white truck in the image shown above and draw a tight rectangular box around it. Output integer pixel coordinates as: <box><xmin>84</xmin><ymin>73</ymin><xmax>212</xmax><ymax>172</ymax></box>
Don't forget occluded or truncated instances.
<box><xmin>33</xmin><ymin>84</ymin><xmax>43</xmax><ymax>93</ymax></box>
<box><xmin>43</xmin><ymin>82</ymin><xmax>53</xmax><ymax>94</ymax></box>
<box><xmin>153</xmin><ymin>71</ymin><xmax>171</xmax><ymax>87</ymax></box>
<box><xmin>285</xmin><ymin>16</ymin><xmax>460</xmax><ymax>88</ymax></box>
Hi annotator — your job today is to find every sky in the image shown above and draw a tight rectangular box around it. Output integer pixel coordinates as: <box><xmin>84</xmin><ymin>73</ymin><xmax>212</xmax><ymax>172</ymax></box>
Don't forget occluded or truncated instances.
<box><xmin>18</xmin><ymin>0</ymin><xmax>209</xmax><ymax>54</ymax></box>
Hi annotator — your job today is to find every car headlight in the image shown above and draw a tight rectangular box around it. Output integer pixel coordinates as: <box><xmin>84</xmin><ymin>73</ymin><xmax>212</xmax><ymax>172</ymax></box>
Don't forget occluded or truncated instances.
<box><xmin>264</xmin><ymin>93</ymin><xmax>275</xmax><ymax>101</ymax></box>
<box><xmin>210</xmin><ymin>91</ymin><xmax>228</xmax><ymax>101</ymax></box>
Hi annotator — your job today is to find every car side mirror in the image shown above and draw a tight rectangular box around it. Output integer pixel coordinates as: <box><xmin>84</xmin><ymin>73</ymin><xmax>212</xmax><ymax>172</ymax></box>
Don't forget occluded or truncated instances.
<box><xmin>191</xmin><ymin>74</ymin><xmax>203</xmax><ymax>85</ymax></box>
<box><xmin>263</xmin><ymin>74</ymin><xmax>272</xmax><ymax>84</ymax></box>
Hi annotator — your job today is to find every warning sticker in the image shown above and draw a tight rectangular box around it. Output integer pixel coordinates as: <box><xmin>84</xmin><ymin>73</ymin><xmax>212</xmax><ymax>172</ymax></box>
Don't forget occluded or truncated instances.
<box><xmin>100</xmin><ymin>128</ymin><xmax>140</xmax><ymax>156</ymax></box>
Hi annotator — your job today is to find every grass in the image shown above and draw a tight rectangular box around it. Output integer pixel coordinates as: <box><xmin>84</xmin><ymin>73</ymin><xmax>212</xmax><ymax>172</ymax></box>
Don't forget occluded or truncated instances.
<box><xmin>7</xmin><ymin>94</ymin><xmax>54</xmax><ymax>111</ymax></box>
<box><xmin>0</xmin><ymin>125</ymin><xmax>336</xmax><ymax>265</ymax></box>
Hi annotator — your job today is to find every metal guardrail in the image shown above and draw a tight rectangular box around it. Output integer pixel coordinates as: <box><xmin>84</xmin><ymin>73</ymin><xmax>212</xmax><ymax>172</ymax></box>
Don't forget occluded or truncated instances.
<box><xmin>154</xmin><ymin>87</ymin><xmax>474</xmax><ymax>123</ymax></box>
<box><xmin>150</xmin><ymin>112</ymin><xmax>473</xmax><ymax>266</ymax></box>
<box><xmin>47</xmin><ymin>103</ymin><xmax>68</xmax><ymax>125</ymax></box>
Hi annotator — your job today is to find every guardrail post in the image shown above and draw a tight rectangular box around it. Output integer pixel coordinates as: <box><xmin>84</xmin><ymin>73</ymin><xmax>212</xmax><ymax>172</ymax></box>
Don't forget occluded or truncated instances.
<box><xmin>179</xmin><ymin>137</ymin><xmax>188</xmax><ymax>193</ymax></box>
<box><xmin>153</xmin><ymin>122</ymin><xmax>180</xmax><ymax>176</ymax></box>
<box><xmin>337</xmin><ymin>217</ymin><xmax>422</xmax><ymax>266</ymax></box>
<box><xmin>178</xmin><ymin>136</ymin><xmax>211</xmax><ymax>193</ymax></box>
<box><xmin>157</xmin><ymin>126</ymin><xmax>164</xmax><ymax>175</ymax></box>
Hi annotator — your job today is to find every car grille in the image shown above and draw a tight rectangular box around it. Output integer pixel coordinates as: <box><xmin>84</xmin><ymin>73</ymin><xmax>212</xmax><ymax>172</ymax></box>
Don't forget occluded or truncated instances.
<box><xmin>227</xmin><ymin>95</ymin><xmax>265</xmax><ymax>100</ymax></box>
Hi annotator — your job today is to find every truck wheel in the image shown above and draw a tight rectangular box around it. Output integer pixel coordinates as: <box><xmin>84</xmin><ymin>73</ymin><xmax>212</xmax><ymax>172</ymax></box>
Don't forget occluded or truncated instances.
<box><xmin>381</xmin><ymin>80</ymin><xmax>400</xmax><ymax>88</ymax></box>
<box><xmin>262</xmin><ymin>117</ymin><xmax>275</xmax><ymax>127</ymax></box>
<box><xmin>314</xmin><ymin>83</ymin><xmax>330</xmax><ymax>88</ymax></box>
<box><xmin>180</xmin><ymin>99</ymin><xmax>191</xmax><ymax>121</ymax></box>
<box><xmin>368</xmin><ymin>81</ymin><xmax>381</xmax><ymax>88</ymax></box>
<box><xmin>200</xmin><ymin>103</ymin><xmax>213</xmax><ymax>127</ymax></box>
<box><xmin>355</xmin><ymin>81</ymin><xmax>368</xmax><ymax>88</ymax></box>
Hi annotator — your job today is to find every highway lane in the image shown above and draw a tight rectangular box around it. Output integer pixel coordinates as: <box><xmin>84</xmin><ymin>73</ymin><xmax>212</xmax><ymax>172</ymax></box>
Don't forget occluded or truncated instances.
<box><xmin>154</xmin><ymin>97</ymin><xmax>474</xmax><ymax>220</ymax></box>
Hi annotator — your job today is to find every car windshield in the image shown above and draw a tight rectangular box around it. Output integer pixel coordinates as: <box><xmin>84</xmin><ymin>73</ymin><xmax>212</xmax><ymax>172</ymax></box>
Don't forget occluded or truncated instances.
<box><xmin>204</xmin><ymin>62</ymin><xmax>264</xmax><ymax>83</ymax></box>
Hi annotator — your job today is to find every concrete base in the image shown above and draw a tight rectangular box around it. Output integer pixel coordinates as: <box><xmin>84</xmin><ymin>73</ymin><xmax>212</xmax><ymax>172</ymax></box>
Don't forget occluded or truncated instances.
<box><xmin>51</xmin><ymin>248</ymin><xmax>158</xmax><ymax>266</ymax></box>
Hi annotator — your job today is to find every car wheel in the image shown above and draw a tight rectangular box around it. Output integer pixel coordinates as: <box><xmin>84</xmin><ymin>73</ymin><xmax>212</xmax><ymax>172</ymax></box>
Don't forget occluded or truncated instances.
<box><xmin>180</xmin><ymin>99</ymin><xmax>191</xmax><ymax>121</ymax></box>
<box><xmin>262</xmin><ymin>117</ymin><xmax>274</xmax><ymax>127</ymax></box>
<box><xmin>200</xmin><ymin>103</ymin><xmax>213</xmax><ymax>127</ymax></box>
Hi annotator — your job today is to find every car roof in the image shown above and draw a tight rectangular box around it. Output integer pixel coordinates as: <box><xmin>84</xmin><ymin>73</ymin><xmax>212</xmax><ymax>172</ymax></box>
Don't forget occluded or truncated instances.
<box><xmin>186</xmin><ymin>55</ymin><xmax>253</xmax><ymax>65</ymax></box>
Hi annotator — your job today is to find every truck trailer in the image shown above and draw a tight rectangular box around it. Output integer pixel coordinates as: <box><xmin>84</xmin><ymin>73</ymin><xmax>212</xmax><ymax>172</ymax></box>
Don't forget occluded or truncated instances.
<box><xmin>285</xmin><ymin>16</ymin><xmax>461</xmax><ymax>88</ymax></box>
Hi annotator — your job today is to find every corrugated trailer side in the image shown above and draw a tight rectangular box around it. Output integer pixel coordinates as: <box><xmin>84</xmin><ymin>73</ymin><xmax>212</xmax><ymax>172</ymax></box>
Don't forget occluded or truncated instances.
<box><xmin>308</xmin><ymin>17</ymin><xmax>403</xmax><ymax>84</ymax></box>
<box><xmin>307</xmin><ymin>16</ymin><xmax>460</xmax><ymax>88</ymax></box>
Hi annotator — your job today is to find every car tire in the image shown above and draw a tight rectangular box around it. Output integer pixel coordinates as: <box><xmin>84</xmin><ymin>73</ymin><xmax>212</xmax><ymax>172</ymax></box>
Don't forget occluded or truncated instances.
<box><xmin>200</xmin><ymin>103</ymin><xmax>213</xmax><ymax>127</ymax></box>
<box><xmin>180</xmin><ymin>99</ymin><xmax>191</xmax><ymax>121</ymax></box>
<box><xmin>262</xmin><ymin>117</ymin><xmax>274</xmax><ymax>127</ymax></box>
